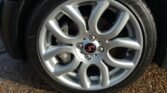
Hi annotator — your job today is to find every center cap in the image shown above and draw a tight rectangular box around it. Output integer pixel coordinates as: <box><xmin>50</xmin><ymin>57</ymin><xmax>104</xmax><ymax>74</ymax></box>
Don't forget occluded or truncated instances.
<box><xmin>85</xmin><ymin>43</ymin><xmax>96</xmax><ymax>53</ymax></box>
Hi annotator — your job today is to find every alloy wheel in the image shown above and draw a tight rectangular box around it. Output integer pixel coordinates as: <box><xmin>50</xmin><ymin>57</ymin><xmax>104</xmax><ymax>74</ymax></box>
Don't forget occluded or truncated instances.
<box><xmin>38</xmin><ymin>0</ymin><xmax>143</xmax><ymax>90</ymax></box>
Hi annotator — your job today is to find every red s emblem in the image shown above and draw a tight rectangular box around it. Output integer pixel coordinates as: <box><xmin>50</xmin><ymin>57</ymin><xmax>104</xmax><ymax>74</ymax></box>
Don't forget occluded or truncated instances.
<box><xmin>87</xmin><ymin>45</ymin><xmax>95</xmax><ymax>52</ymax></box>
<box><xmin>85</xmin><ymin>43</ymin><xmax>96</xmax><ymax>53</ymax></box>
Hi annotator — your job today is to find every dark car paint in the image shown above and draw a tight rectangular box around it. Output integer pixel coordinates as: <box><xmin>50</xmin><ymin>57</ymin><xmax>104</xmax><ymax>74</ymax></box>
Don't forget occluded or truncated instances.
<box><xmin>0</xmin><ymin>0</ymin><xmax>167</xmax><ymax>67</ymax></box>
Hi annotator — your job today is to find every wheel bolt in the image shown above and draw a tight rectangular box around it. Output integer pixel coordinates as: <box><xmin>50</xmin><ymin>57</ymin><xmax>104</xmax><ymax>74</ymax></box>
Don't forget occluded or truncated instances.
<box><xmin>76</xmin><ymin>43</ymin><xmax>83</xmax><ymax>49</ymax></box>
<box><xmin>98</xmin><ymin>46</ymin><xmax>104</xmax><ymax>52</ymax></box>
<box><xmin>85</xmin><ymin>55</ymin><xmax>91</xmax><ymax>60</ymax></box>
<box><xmin>89</xmin><ymin>35</ymin><xmax>96</xmax><ymax>41</ymax></box>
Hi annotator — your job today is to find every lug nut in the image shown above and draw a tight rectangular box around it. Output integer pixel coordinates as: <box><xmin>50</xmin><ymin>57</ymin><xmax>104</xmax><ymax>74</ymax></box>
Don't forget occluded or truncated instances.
<box><xmin>76</xmin><ymin>43</ymin><xmax>83</xmax><ymax>49</ymax></box>
<box><xmin>98</xmin><ymin>46</ymin><xmax>104</xmax><ymax>52</ymax></box>
<box><xmin>85</xmin><ymin>55</ymin><xmax>91</xmax><ymax>60</ymax></box>
<box><xmin>89</xmin><ymin>35</ymin><xmax>96</xmax><ymax>41</ymax></box>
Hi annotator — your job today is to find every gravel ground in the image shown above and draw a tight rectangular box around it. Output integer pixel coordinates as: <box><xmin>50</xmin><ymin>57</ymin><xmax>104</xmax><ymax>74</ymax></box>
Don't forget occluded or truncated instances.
<box><xmin>0</xmin><ymin>39</ymin><xmax>167</xmax><ymax>93</ymax></box>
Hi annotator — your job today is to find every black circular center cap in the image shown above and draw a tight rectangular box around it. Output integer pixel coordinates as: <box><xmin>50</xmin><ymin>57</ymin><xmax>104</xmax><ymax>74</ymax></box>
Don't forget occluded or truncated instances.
<box><xmin>85</xmin><ymin>43</ymin><xmax>96</xmax><ymax>53</ymax></box>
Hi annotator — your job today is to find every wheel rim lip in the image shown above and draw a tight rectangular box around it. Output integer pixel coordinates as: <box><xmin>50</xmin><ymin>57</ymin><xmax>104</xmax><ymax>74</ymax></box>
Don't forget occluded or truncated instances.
<box><xmin>37</xmin><ymin>0</ymin><xmax>144</xmax><ymax>91</ymax></box>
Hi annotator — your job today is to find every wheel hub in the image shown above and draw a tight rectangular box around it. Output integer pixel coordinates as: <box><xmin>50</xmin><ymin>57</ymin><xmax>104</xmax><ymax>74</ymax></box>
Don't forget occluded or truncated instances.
<box><xmin>76</xmin><ymin>36</ymin><xmax>103</xmax><ymax>61</ymax></box>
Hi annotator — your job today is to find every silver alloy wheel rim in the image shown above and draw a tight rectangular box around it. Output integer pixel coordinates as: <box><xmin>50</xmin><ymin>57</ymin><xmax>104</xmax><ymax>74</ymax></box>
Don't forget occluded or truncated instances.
<box><xmin>38</xmin><ymin>0</ymin><xmax>143</xmax><ymax>90</ymax></box>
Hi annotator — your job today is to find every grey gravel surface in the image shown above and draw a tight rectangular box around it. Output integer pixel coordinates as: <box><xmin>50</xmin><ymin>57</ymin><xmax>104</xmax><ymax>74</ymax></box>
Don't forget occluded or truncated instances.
<box><xmin>0</xmin><ymin>38</ymin><xmax>167</xmax><ymax>93</ymax></box>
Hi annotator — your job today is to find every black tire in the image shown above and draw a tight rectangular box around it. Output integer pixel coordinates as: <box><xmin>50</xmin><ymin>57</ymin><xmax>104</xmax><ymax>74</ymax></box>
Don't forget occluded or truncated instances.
<box><xmin>25</xmin><ymin>0</ymin><xmax>156</xmax><ymax>93</ymax></box>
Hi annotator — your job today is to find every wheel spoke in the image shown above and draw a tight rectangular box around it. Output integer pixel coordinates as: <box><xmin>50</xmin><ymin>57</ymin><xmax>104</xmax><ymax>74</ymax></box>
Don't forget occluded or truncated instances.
<box><xmin>46</xmin><ymin>20</ymin><xmax>77</xmax><ymax>44</ymax></box>
<box><xmin>103</xmin><ymin>52</ymin><xmax>135</xmax><ymax>69</ymax></box>
<box><xmin>54</xmin><ymin>57</ymin><xmax>80</xmax><ymax>76</ymax></box>
<box><xmin>42</xmin><ymin>46</ymin><xmax>73</xmax><ymax>61</ymax></box>
<box><xmin>78</xmin><ymin>63</ymin><xmax>91</xmax><ymax>89</ymax></box>
<box><xmin>109</xmin><ymin>68</ymin><xmax>120</xmax><ymax>75</ymax></box>
<box><xmin>101</xmin><ymin>12</ymin><xmax>130</xmax><ymax>40</ymax></box>
<box><xmin>96</xmin><ymin>61</ymin><xmax>110</xmax><ymax>87</ymax></box>
<box><xmin>61</xmin><ymin>4</ymin><xmax>87</xmax><ymax>35</ymax></box>
<box><xmin>107</xmin><ymin>38</ymin><xmax>141</xmax><ymax>51</ymax></box>
<box><xmin>89</xmin><ymin>0</ymin><xmax>110</xmax><ymax>35</ymax></box>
